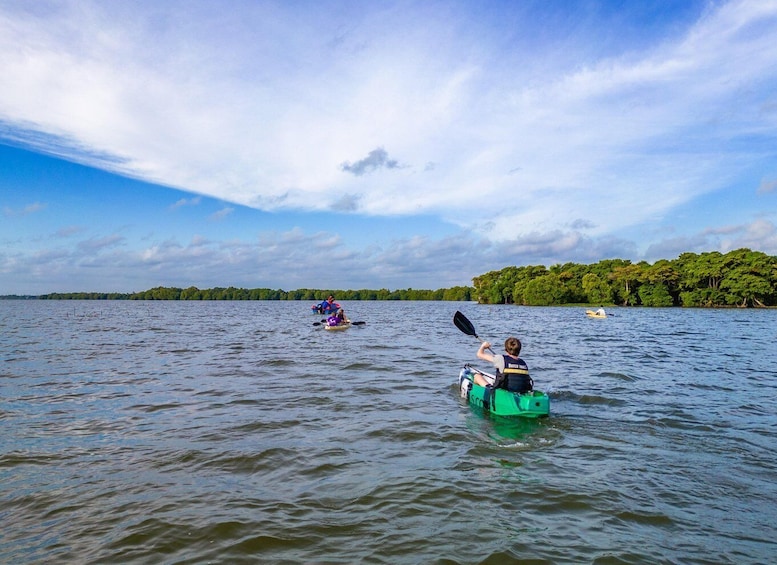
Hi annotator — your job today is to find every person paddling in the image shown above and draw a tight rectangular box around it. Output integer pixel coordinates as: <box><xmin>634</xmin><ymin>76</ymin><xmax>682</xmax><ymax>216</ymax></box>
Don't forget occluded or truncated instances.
<box><xmin>315</xmin><ymin>295</ymin><xmax>338</xmax><ymax>314</ymax></box>
<box><xmin>472</xmin><ymin>337</ymin><xmax>533</xmax><ymax>393</ymax></box>
<box><xmin>327</xmin><ymin>308</ymin><xmax>349</xmax><ymax>326</ymax></box>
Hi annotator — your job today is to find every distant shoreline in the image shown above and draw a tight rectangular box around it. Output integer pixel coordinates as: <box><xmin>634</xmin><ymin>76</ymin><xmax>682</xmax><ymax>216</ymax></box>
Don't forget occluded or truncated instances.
<box><xmin>0</xmin><ymin>285</ymin><xmax>474</xmax><ymax>302</ymax></box>
<box><xmin>2</xmin><ymin>294</ymin><xmax>773</xmax><ymax>308</ymax></box>
<box><xmin>3</xmin><ymin>248</ymin><xmax>776</xmax><ymax>308</ymax></box>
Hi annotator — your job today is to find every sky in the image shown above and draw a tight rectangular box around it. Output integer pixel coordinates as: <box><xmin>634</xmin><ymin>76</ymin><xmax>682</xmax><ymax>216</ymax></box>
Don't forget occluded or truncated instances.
<box><xmin>2</xmin><ymin>0</ymin><xmax>777</xmax><ymax>295</ymax></box>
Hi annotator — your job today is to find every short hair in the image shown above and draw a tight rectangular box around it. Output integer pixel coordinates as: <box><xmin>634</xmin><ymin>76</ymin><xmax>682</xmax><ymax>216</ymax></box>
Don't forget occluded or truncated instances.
<box><xmin>504</xmin><ymin>337</ymin><xmax>522</xmax><ymax>356</ymax></box>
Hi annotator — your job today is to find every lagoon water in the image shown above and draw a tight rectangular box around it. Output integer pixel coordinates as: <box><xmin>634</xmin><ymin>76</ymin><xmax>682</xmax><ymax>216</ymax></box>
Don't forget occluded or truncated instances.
<box><xmin>2</xmin><ymin>300</ymin><xmax>776</xmax><ymax>564</ymax></box>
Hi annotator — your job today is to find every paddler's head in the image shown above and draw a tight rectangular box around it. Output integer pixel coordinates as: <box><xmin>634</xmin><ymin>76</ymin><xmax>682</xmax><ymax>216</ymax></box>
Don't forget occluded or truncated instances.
<box><xmin>505</xmin><ymin>337</ymin><xmax>522</xmax><ymax>357</ymax></box>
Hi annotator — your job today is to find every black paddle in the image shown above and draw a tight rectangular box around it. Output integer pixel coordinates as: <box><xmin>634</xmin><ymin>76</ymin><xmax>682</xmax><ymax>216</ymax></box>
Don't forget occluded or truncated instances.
<box><xmin>313</xmin><ymin>320</ymin><xmax>366</xmax><ymax>326</ymax></box>
<box><xmin>453</xmin><ymin>310</ymin><xmax>495</xmax><ymax>353</ymax></box>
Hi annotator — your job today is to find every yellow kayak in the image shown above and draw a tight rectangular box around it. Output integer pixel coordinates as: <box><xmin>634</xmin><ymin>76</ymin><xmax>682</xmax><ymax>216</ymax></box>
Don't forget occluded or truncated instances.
<box><xmin>324</xmin><ymin>322</ymin><xmax>351</xmax><ymax>331</ymax></box>
<box><xmin>586</xmin><ymin>309</ymin><xmax>607</xmax><ymax>318</ymax></box>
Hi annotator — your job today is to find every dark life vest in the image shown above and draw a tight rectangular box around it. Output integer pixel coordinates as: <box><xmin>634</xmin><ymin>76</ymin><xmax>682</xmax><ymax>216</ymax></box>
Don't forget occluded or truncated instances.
<box><xmin>494</xmin><ymin>355</ymin><xmax>532</xmax><ymax>393</ymax></box>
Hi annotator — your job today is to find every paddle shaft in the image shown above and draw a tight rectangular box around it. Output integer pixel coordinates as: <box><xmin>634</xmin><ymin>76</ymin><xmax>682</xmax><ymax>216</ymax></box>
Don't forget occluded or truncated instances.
<box><xmin>468</xmin><ymin>365</ymin><xmax>496</xmax><ymax>384</ymax></box>
<box><xmin>313</xmin><ymin>319</ymin><xmax>366</xmax><ymax>326</ymax></box>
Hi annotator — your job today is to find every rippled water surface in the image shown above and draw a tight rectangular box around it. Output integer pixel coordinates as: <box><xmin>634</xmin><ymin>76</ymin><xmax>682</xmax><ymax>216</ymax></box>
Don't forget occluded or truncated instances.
<box><xmin>2</xmin><ymin>300</ymin><xmax>776</xmax><ymax>564</ymax></box>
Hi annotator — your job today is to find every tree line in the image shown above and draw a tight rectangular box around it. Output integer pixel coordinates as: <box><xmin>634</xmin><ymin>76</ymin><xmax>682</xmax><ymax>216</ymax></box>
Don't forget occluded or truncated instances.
<box><xmin>18</xmin><ymin>248</ymin><xmax>777</xmax><ymax>307</ymax></box>
<box><xmin>36</xmin><ymin>286</ymin><xmax>475</xmax><ymax>301</ymax></box>
<box><xmin>473</xmin><ymin>248</ymin><xmax>777</xmax><ymax>307</ymax></box>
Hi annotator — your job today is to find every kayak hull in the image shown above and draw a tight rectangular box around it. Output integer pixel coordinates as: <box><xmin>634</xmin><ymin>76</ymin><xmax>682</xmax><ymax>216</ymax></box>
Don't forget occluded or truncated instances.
<box><xmin>313</xmin><ymin>308</ymin><xmax>340</xmax><ymax>315</ymax></box>
<box><xmin>458</xmin><ymin>366</ymin><xmax>549</xmax><ymax>418</ymax></box>
<box><xmin>324</xmin><ymin>322</ymin><xmax>351</xmax><ymax>331</ymax></box>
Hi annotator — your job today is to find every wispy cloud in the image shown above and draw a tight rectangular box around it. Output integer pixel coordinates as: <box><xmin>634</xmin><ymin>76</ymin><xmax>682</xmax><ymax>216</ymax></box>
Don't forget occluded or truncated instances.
<box><xmin>77</xmin><ymin>234</ymin><xmax>125</xmax><ymax>252</ymax></box>
<box><xmin>170</xmin><ymin>196</ymin><xmax>202</xmax><ymax>210</ymax></box>
<box><xmin>758</xmin><ymin>179</ymin><xmax>777</xmax><ymax>194</ymax></box>
<box><xmin>3</xmin><ymin>202</ymin><xmax>47</xmax><ymax>217</ymax></box>
<box><xmin>55</xmin><ymin>225</ymin><xmax>85</xmax><ymax>238</ymax></box>
<box><xmin>209</xmin><ymin>207</ymin><xmax>234</xmax><ymax>221</ymax></box>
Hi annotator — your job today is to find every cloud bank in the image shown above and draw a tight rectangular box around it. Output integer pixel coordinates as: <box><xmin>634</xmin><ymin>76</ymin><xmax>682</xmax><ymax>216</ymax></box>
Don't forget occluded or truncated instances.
<box><xmin>1</xmin><ymin>1</ymin><xmax>777</xmax><ymax>293</ymax></box>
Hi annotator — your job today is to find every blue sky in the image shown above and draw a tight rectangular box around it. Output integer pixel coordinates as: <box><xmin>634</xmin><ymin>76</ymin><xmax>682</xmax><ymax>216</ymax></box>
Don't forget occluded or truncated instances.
<box><xmin>2</xmin><ymin>0</ymin><xmax>777</xmax><ymax>295</ymax></box>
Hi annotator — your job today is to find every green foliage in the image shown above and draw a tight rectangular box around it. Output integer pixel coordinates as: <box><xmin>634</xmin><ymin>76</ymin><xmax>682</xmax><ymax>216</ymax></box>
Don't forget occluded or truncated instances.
<box><xmin>582</xmin><ymin>273</ymin><xmax>613</xmax><ymax>304</ymax></box>
<box><xmin>472</xmin><ymin>270</ymin><xmax>506</xmax><ymax>304</ymax></box>
<box><xmin>637</xmin><ymin>283</ymin><xmax>674</xmax><ymax>307</ymax></box>
<box><xmin>34</xmin><ymin>285</ymin><xmax>473</xmax><ymax>301</ymax></box>
<box><xmin>523</xmin><ymin>274</ymin><xmax>566</xmax><ymax>305</ymax></box>
<box><xmin>471</xmin><ymin>265</ymin><xmax>546</xmax><ymax>305</ymax></box>
<box><xmin>442</xmin><ymin>286</ymin><xmax>473</xmax><ymax>301</ymax></box>
<box><xmin>679</xmin><ymin>288</ymin><xmax>725</xmax><ymax>307</ymax></box>
<box><xmin>609</xmin><ymin>263</ymin><xmax>645</xmax><ymax>306</ymax></box>
<box><xmin>553</xmin><ymin>262</ymin><xmax>589</xmax><ymax>303</ymax></box>
<box><xmin>472</xmin><ymin>248</ymin><xmax>777</xmax><ymax>308</ymax></box>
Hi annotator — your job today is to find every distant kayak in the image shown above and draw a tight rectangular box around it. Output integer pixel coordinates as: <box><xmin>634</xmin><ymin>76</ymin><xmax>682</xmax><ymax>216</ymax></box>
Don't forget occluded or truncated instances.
<box><xmin>312</xmin><ymin>302</ymin><xmax>340</xmax><ymax>315</ymax></box>
<box><xmin>586</xmin><ymin>309</ymin><xmax>607</xmax><ymax>318</ymax></box>
<box><xmin>458</xmin><ymin>366</ymin><xmax>549</xmax><ymax>418</ymax></box>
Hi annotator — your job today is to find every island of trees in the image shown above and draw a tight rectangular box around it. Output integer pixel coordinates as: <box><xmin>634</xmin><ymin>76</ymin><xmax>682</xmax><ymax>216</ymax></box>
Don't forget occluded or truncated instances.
<box><xmin>7</xmin><ymin>248</ymin><xmax>776</xmax><ymax>308</ymax></box>
<box><xmin>473</xmin><ymin>249</ymin><xmax>777</xmax><ymax>307</ymax></box>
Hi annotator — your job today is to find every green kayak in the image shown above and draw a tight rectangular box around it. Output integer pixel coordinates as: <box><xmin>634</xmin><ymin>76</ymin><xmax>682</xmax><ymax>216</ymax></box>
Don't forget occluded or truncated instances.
<box><xmin>458</xmin><ymin>365</ymin><xmax>550</xmax><ymax>418</ymax></box>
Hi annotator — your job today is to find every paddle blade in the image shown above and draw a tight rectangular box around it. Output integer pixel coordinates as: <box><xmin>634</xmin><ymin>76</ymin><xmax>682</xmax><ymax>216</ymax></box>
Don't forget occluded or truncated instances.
<box><xmin>351</xmin><ymin>321</ymin><xmax>366</xmax><ymax>325</ymax></box>
<box><xmin>453</xmin><ymin>310</ymin><xmax>477</xmax><ymax>337</ymax></box>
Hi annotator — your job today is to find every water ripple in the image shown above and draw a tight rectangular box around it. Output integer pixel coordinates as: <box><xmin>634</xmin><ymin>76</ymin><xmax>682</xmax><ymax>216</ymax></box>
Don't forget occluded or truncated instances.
<box><xmin>1</xmin><ymin>301</ymin><xmax>776</xmax><ymax>564</ymax></box>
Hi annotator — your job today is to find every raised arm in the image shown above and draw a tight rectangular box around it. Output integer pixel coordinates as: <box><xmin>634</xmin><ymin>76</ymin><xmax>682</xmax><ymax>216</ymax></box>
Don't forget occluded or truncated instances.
<box><xmin>476</xmin><ymin>341</ymin><xmax>496</xmax><ymax>364</ymax></box>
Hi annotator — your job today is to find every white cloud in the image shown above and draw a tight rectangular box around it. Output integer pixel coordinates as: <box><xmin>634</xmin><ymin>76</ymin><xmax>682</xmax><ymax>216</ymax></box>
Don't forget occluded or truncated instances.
<box><xmin>1</xmin><ymin>0</ymin><xmax>777</xmax><ymax>283</ymax></box>
<box><xmin>645</xmin><ymin>218</ymin><xmax>777</xmax><ymax>260</ymax></box>
<box><xmin>720</xmin><ymin>218</ymin><xmax>777</xmax><ymax>252</ymax></box>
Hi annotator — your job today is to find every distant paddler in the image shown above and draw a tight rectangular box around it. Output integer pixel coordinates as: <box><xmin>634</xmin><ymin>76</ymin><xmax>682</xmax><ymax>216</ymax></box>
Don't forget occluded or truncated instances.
<box><xmin>312</xmin><ymin>295</ymin><xmax>339</xmax><ymax>314</ymax></box>
<box><xmin>585</xmin><ymin>306</ymin><xmax>607</xmax><ymax>318</ymax></box>
<box><xmin>327</xmin><ymin>308</ymin><xmax>349</xmax><ymax>327</ymax></box>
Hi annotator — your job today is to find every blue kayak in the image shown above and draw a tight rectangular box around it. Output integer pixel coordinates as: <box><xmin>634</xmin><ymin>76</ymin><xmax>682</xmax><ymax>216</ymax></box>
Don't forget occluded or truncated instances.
<box><xmin>311</xmin><ymin>302</ymin><xmax>340</xmax><ymax>315</ymax></box>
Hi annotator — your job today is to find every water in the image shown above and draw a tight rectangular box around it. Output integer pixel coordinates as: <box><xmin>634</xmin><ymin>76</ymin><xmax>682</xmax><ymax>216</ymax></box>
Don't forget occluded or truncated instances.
<box><xmin>1</xmin><ymin>300</ymin><xmax>776</xmax><ymax>564</ymax></box>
